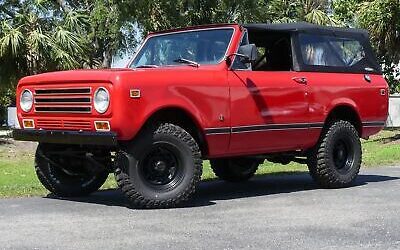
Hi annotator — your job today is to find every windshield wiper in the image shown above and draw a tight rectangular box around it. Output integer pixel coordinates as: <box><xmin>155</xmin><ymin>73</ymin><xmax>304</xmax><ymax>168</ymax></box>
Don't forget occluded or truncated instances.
<box><xmin>173</xmin><ymin>58</ymin><xmax>200</xmax><ymax>68</ymax></box>
<box><xmin>136</xmin><ymin>65</ymin><xmax>159</xmax><ymax>68</ymax></box>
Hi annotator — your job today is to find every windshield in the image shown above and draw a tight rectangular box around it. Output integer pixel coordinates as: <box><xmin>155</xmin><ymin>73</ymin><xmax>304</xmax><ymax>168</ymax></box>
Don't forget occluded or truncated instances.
<box><xmin>129</xmin><ymin>28</ymin><xmax>234</xmax><ymax>68</ymax></box>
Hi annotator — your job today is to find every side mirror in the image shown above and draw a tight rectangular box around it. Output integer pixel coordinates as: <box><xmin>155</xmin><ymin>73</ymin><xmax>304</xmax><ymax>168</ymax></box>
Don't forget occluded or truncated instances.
<box><xmin>225</xmin><ymin>44</ymin><xmax>257</xmax><ymax>66</ymax></box>
<box><xmin>237</xmin><ymin>44</ymin><xmax>257</xmax><ymax>63</ymax></box>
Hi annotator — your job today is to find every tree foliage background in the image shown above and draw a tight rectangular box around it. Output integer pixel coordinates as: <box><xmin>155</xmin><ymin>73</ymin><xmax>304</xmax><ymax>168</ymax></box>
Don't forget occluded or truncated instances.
<box><xmin>0</xmin><ymin>0</ymin><xmax>399</xmax><ymax>121</ymax></box>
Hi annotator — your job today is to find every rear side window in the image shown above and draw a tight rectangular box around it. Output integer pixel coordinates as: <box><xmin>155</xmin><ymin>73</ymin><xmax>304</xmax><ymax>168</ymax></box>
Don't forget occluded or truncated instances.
<box><xmin>299</xmin><ymin>34</ymin><xmax>366</xmax><ymax>68</ymax></box>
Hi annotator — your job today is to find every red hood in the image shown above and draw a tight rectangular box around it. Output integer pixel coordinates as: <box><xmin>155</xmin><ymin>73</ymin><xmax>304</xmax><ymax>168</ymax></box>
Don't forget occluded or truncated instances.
<box><xmin>17</xmin><ymin>65</ymin><xmax>226</xmax><ymax>89</ymax></box>
<box><xmin>18</xmin><ymin>68</ymin><xmax>134</xmax><ymax>86</ymax></box>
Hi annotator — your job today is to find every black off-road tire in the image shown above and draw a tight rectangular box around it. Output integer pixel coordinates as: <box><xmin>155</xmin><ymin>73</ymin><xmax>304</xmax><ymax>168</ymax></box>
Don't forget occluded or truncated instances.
<box><xmin>35</xmin><ymin>144</ymin><xmax>109</xmax><ymax>197</ymax></box>
<box><xmin>114</xmin><ymin>123</ymin><xmax>202</xmax><ymax>209</ymax></box>
<box><xmin>307</xmin><ymin>120</ymin><xmax>362</xmax><ymax>188</ymax></box>
<box><xmin>210</xmin><ymin>158</ymin><xmax>261</xmax><ymax>182</ymax></box>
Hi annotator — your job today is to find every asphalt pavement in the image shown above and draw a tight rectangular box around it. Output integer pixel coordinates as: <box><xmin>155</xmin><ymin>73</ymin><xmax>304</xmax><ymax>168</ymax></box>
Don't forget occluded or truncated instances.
<box><xmin>0</xmin><ymin>167</ymin><xmax>399</xmax><ymax>250</ymax></box>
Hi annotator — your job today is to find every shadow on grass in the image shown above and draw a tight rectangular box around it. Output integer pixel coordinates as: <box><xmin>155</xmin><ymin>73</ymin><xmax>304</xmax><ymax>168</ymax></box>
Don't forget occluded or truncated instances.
<box><xmin>0</xmin><ymin>138</ymin><xmax>12</xmax><ymax>145</ymax></box>
<box><xmin>365</xmin><ymin>133</ymin><xmax>400</xmax><ymax>144</ymax></box>
<box><xmin>45</xmin><ymin>172</ymin><xmax>399</xmax><ymax>209</ymax></box>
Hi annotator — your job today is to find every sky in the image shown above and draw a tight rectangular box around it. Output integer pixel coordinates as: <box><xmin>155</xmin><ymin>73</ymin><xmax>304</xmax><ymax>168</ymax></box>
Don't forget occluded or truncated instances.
<box><xmin>112</xmin><ymin>24</ymin><xmax>143</xmax><ymax>68</ymax></box>
<box><xmin>112</xmin><ymin>54</ymin><xmax>132</xmax><ymax>68</ymax></box>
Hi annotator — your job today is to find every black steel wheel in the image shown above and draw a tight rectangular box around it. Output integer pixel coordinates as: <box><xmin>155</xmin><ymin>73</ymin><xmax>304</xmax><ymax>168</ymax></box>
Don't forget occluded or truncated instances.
<box><xmin>35</xmin><ymin>144</ymin><xmax>110</xmax><ymax>197</ymax></box>
<box><xmin>210</xmin><ymin>158</ymin><xmax>261</xmax><ymax>182</ymax></box>
<box><xmin>114</xmin><ymin>123</ymin><xmax>202</xmax><ymax>209</ymax></box>
<box><xmin>139</xmin><ymin>142</ymin><xmax>185</xmax><ymax>190</ymax></box>
<box><xmin>332</xmin><ymin>138</ymin><xmax>354</xmax><ymax>173</ymax></box>
<box><xmin>307</xmin><ymin>120</ymin><xmax>361</xmax><ymax>188</ymax></box>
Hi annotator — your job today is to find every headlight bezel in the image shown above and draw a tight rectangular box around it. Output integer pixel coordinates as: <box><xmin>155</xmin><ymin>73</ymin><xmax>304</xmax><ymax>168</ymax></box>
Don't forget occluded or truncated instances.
<box><xmin>20</xmin><ymin>89</ymin><xmax>33</xmax><ymax>112</ymax></box>
<box><xmin>93</xmin><ymin>87</ymin><xmax>110</xmax><ymax>114</ymax></box>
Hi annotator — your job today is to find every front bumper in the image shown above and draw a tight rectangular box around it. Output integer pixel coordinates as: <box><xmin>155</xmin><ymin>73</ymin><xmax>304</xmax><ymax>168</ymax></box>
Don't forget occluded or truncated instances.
<box><xmin>12</xmin><ymin>129</ymin><xmax>118</xmax><ymax>146</ymax></box>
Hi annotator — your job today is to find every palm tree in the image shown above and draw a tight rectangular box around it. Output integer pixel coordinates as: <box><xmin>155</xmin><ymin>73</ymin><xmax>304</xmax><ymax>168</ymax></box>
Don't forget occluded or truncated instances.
<box><xmin>266</xmin><ymin>0</ymin><xmax>340</xmax><ymax>25</ymax></box>
<box><xmin>357</xmin><ymin>0</ymin><xmax>400</xmax><ymax>62</ymax></box>
<box><xmin>0</xmin><ymin>2</ymin><xmax>88</xmax><ymax>76</ymax></box>
<box><xmin>356</xmin><ymin>0</ymin><xmax>400</xmax><ymax>93</ymax></box>
<box><xmin>0</xmin><ymin>0</ymin><xmax>89</xmax><ymax>118</ymax></box>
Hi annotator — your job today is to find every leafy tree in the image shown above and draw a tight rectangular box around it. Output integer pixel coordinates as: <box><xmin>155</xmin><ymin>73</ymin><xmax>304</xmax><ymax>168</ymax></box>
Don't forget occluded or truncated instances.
<box><xmin>51</xmin><ymin>0</ymin><xmax>138</xmax><ymax>68</ymax></box>
<box><xmin>357</xmin><ymin>0</ymin><xmax>400</xmax><ymax>62</ymax></box>
<box><xmin>0</xmin><ymin>0</ymin><xmax>89</xmax><ymax>119</ymax></box>
<box><xmin>265</xmin><ymin>0</ymin><xmax>340</xmax><ymax>25</ymax></box>
<box><xmin>130</xmin><ymin>0</ymin><xmax>339</xmax><ymax>34</ymax></box>
<box><xmin>0</xmin><ymin>0</ymin><xmax>138</xmax><ymax>118</ymax></box>
<box><xmin>356</xmin><ymin>0</ymin><xmax>400</xmax><ymax>93</ymax></box>
<box><xmin>332</xmin><ymin>0</ymin><xmax>360</xmax><ymax>26</ymax></box>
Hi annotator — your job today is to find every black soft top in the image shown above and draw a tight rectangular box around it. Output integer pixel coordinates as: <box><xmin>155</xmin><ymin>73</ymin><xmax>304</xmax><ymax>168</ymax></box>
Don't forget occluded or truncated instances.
<box><xmin>242</xmin><ymin>22</ymin><xmax>381</xmax><ymax>74</ymax></box>
<box><xmin>243</xmin><ymin>22</ymin><xmax>368</xmax><ymax>37</ymax></box>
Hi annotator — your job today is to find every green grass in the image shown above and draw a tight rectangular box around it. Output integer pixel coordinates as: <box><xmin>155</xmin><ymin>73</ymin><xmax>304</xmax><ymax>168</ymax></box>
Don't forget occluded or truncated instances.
<box><xmin>0</xmin><ymin>147</ymin><xmax>44</xmax><ymax>197</ymax></box>
<box><xmin>1</xmin><ymin>129</ymin><xmax>400</xmax><ymax>198</ymax></box>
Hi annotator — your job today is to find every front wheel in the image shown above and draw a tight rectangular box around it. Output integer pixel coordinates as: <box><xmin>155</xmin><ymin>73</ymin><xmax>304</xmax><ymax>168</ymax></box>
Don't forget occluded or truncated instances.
<box><xmin>114</xmin><ymin>123</ymin><xmax>202</xmax><ymax>209</ymax></box>
<box><xmin>307</xmin><ymin>120</ymin><xmax>362</xmax><ymax>188</ymax></box>
<box><xmin>35</xmin><ymin>144</ymin><xmax>110</xmax><ymax>197</ymax></box>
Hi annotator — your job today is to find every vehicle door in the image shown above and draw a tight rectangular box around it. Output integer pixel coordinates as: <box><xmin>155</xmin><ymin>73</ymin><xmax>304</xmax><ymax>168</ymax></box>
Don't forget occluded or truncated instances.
<box><xmin>228</xmin><ymin>31</ymin><xmax>312</xmax><ymax>154</ymax></box>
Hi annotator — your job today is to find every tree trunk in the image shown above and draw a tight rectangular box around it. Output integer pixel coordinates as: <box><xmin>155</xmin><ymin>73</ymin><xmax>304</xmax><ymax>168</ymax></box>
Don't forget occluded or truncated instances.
<box><xmin>53</xmin><ymin>0</ymin><xmax>70</xmax><ymax>12</ymax></box>
<box><xmin>102</xmin><ymin>49</ymin><xmax>112</xmax><ymax>68</ymax></box>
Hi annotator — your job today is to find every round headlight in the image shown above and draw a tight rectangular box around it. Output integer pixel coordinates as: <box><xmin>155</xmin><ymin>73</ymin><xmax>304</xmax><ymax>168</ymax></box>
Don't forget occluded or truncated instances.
<box><xmin>94</xmin><ymin>87</ymin><xmax>110</xmax><ymax>114</ymax></box>
<box><xmin>20</xmin><ymin>89</ymin><xmax>33</xmax><ymax>112</ymax></box>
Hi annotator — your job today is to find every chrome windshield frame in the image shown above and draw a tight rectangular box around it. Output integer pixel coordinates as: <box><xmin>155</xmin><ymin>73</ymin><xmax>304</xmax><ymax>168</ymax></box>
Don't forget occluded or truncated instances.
<box><xmin>127</xmin><ymin>27</ymin><xmax>236</xmax><ymax>68</ymax></box>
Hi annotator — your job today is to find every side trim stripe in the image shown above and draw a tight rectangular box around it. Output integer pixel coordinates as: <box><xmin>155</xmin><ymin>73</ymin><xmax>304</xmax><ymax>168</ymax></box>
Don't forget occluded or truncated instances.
<box><xmin>204</xmin><ymin>121</ymin><xmax>385</xmax><ymax>136</ymax></box>
<box><xmin>204</xmin><ymin>127</ymin><xmax>231</xmax><ymax>135</ymax></box>
<box><xmin>231</xmin><ymin>123</ymin><xmax>324</xmax><ymax>133</ymax></box>
<box><xmin>205</xmin><ymin>123</ymin><xmax>324</xmax><ymax>135</ymax></box>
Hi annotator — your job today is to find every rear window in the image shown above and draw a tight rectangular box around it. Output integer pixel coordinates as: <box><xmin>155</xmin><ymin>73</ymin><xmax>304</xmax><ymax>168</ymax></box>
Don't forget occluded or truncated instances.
<box><xmin>299</xmin><ymin>33</ymin><xmax>366</xmax><ymax>68</ymax></box>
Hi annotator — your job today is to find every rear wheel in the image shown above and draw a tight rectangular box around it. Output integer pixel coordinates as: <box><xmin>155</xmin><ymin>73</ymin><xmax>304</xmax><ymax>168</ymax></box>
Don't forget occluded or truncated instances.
<box><xmin>35</xmin><ymin>144</ymin><xmax>110</xmax><ymax>197</ymax></box>
<box><xmin>114</xmin><ymin>123</ymin><xmax>202</xmax><ymax>209</ymax></box>
<box><xmin>307</xmin><ymin>120</ymin><xmax>361</xmax><ymax>188</ymax></box>
<box><xmin>210</xmin><ymin>158</ymin><xmax>261</xmax><ymax>182</ymax></box>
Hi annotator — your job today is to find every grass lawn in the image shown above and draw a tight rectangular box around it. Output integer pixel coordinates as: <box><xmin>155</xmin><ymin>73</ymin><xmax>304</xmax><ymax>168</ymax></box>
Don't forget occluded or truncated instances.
<box><xmin>1</xmin><ymin>130</ymin><xmax>399</xmax><ymax>198</ymax></box>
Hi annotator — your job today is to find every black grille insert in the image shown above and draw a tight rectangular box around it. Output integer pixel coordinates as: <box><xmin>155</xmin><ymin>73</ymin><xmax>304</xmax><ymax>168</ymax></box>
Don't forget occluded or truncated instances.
<box><xmin>35</xmin><ymin>88</ymin><xmax>91</xmax><ymax>95</ymax></box>
<box><xmin>35</xmin><ymin>106</ymin><xmax>91</xmax><ymax>113</ymax></box>
<box><xmin>35</xmin><ymin>97</ymin><xmax>91</xmax><ymax>103</ymax></box>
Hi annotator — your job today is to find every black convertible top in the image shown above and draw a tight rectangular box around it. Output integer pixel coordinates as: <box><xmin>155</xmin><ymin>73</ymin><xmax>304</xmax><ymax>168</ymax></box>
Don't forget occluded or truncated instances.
<box><xmin>243</xmin><ymin>22</ymin><xmax>368</xmax><ymax>37</ymax></box>
<box><xmin>240</xmin><ymin>22</ymin><xmax>381</xmax><ymax>74</ymax></box>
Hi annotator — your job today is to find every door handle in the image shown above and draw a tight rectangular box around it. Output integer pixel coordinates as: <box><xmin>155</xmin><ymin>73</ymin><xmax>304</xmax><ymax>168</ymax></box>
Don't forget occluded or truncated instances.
<box><xmin>292</xmin><ymin>77</ymin><xmax>308</xmax><ymax>84</ymax></box>
<box><xmin>364</xmin><ymin>74</ymin><xmax>371</xmax><ymax>83</ymax></box>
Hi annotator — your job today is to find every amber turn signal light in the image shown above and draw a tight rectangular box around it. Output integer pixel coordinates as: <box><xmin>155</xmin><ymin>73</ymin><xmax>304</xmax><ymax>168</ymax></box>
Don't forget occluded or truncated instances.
<box><xmin>23</xmin><ymin>119</ymin><xmax>35</xmax><ymax>129</ymax></box>
<box><xmin>130</xmin><ymin>89</ymin><xmax>141</xmax><ymax>98</ymax></box>
<box><xmin>94</xmin><ymin>121</ymin><xmax>110</xmax><ymax>131</ymax></box>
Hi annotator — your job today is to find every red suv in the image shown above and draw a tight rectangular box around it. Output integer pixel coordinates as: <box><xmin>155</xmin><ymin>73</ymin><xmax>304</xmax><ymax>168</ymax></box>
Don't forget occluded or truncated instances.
<box><xmin>13</xmin><ymin>23</ymin><xmax>388</xmax><ymax>208</ymax></box>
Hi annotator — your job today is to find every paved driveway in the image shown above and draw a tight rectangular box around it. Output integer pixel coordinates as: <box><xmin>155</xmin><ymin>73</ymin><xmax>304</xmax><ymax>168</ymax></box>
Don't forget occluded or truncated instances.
<box><xmin>0</xmin><ymin>167</ymin><xmax>399</xmax><ymax>250</ymax></box>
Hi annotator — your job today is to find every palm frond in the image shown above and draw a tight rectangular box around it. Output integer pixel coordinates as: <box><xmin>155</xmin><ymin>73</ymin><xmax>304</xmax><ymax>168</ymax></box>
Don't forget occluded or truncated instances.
<box><xmin>51</xmin><ymin>45</ymin><xmax>80</xmax><ymax>70</ymax></box>
<box><xmin>0</xmin><ymin>21</ymin><xmax>24</xmax><ymax>57</ymax></box>
<box><xmin>63</xmin><ymin>11</ymin><xmax>89</xmax><ymax>33</ymax></box>
<box><xmin>27</xmin><ymin>27</ymin><xmax>51</xmax><ymax>56</ymax></box>
<box><xmin>53</xmin><ymin>26</ymin><xmax>86</xmax><ymax>55</ymax></box>
<box><xmin>304</xmin><ymin>8</ymin><xmax>341</xmax><ymax>26</ymax></box>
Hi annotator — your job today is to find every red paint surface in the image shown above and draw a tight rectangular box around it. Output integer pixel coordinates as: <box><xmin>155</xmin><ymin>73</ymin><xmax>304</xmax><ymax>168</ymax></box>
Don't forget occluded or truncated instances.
<box><xmin>16</xmin><ymin>24</ymin><xmax>389</xmax><ymax>158</ymax></box>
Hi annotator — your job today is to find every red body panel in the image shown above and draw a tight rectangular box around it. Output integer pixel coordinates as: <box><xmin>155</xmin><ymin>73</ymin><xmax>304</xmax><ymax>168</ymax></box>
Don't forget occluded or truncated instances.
<box><xmin>303</xmin><ymin>72</ymin><xmax>388</xmax><ymax>138</ymax></box>
<box><xmin>16</xmin><ymin>24</ymin><xmax>389</xmax><ymax>158</ymax></box>
<box><xmin>228</xmin><ymin>71</ymin><xmax>311</xmax><ymax>155</ymax></box>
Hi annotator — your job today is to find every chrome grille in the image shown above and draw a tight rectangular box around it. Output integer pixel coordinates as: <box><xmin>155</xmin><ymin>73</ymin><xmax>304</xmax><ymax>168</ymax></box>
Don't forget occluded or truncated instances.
<box><xmin>34</xmin><ymin>87</ymin><xmax>92</xmax><ymax>113</ymax></box>
<box><xmin>36</xmin><ymin>119</ymin><xmax>62</xmax><ymax>128</ymax></box>
<box><xmin>37</xmin><ymin>119</ymin><xmax>92</xmax><ymax>130</ymax></box>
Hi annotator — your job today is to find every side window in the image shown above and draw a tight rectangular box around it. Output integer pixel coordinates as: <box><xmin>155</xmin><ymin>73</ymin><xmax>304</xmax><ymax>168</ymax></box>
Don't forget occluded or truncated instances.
<box><xmin>299</xmin><ymin>33</ymin><xmax>366</xmax><ymax>67</ymax></box>
<box><xmin>231</xmin><ymin>30</ymin><xmax>293</xmax><ymax>72</ymax></box>
<box><xmin>231</xmin><ymin>31</ymin><xmax>251</xmax><ymax>70</ymax></box>
<box><xmin>253</xmin><ymin>37</ymin><xmax>292</xmax><ymax>71</ymax></box>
